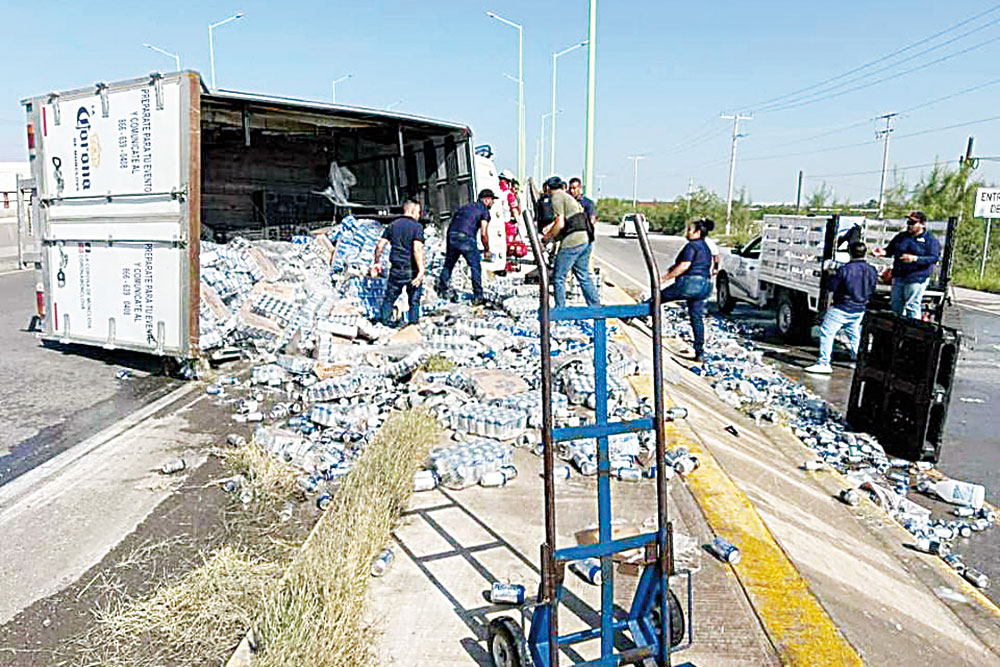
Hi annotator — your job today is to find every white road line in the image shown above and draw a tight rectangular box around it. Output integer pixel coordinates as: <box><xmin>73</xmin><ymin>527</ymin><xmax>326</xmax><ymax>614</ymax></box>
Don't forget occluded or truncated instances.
<box><xmin>595</xmin><ymin>255</ymin><xmax>648</xmax><ymax>290</ymax></box>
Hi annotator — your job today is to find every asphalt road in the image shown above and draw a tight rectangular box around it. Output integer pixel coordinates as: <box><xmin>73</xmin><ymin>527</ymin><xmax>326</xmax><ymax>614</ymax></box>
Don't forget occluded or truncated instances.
<box><xmin>592</xmin><ymin>223</ymin><xmax>1000</xmax><ymax>599</ymax></box>
<box><xmin>0</xmin><ymin>269</ymin><xmax>181</xmax><ymax>487</ymax></box>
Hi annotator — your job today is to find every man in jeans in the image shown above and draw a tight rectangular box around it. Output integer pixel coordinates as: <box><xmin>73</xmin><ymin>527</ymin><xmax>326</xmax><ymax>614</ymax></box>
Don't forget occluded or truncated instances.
<box><xmin>437</xmin><ymin>189</ymin><xmax>495</xmax><ymax>305</ymax></box>
<box><xmin>805</xmin><ymin>241</ymin><xmax>879</xmax><ymax>374</ymax></box>
<box><xmin>872</xmin><ymin>210</ymin><xmax>940</xmax><ymax>319</ymax></box>
<box><xmin>371</xmin><ymin>199</ymin><xmax>425</xmax><ymax>326</ymax></box>
<box><xmin>540</xmin><ymin>176</ymin><xmax>601</xmax><ymax>308</ymax></box>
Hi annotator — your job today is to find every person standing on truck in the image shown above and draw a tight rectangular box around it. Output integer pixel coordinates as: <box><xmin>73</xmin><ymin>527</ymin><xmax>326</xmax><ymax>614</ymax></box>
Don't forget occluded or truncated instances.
<box><xmin>540</xmin><ymin>176</ymin><xmax>601</xmax><ymax>308</ymax></box>
<box><xmin>871</xmin><ymin>210</ymin><xmax>940</xmax><ymax>319</ymax></box>
<box><xmin>653</xmin><ymin>219</ymin><xmax>715</xmax><ymax>363</ymax></box>
<box><xmin>805</xmin><ymin>241</ymin><xmax>879</xmax><ymax>375</ymax></box>
<box><xmin>370</xmin><ymin>199</ymin><xmax>426</xmax><ymax>326</ymax></box>
<box><xmin>437</xmin><ymin>189</ymin><xmax>495</xmax><ymax>305</ymax></box>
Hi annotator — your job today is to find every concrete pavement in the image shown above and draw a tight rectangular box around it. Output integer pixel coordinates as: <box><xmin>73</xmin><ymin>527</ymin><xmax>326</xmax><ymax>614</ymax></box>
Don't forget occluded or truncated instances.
<box><xmin>370</xmin><ymin>261</ymin><xmax>1000</xmax><ymax>665</ymax></box>
<box><xmin>0</xmin><ymin>268</ymin><xmax>180</xmax><ymax>485</ymax></box>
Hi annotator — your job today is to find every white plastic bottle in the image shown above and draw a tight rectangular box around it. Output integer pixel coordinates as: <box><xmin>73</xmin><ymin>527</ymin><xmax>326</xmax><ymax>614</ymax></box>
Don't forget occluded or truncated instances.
<box><xmin>931</xmin><ymin>480</ymin><xmax>986</xmax><ymax>509</ymax></box>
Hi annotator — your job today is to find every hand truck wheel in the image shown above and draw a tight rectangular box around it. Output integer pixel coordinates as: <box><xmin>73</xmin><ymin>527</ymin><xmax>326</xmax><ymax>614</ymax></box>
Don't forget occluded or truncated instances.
<box><xmin>488</xmin><ymin>615</ymin><xmax>527</xmax><ymax>667</ymax></box>
<box><xmin>650</xmin><ymin>588</ymin><xmax>686</xmax><ymax>648</ymax></box>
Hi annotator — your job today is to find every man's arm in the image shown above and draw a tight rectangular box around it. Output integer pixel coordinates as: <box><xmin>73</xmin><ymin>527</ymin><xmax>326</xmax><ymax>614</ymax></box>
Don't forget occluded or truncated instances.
<box><xmin>910</xmin><ymin>234</ymin><xmax>941</xmax><ymax>266</ymax></box>
<box><xmin>479</xmin><ymin>218</ymin><xmax>490</xmax><ymax>253</ymax></box>
<box><xmin>543</xmin><ymin>214</ymin><xmax>565</xmax><ymax>243</ymax></box>
<box><xmin>370</xmin><ymin>238</ymin><xmax>389</xmax><ymax>276</ymax></box>
<box><xmin>411</xmin><ymin>240</ymin><xmax>425</xmax><ymax>286</ymax></box>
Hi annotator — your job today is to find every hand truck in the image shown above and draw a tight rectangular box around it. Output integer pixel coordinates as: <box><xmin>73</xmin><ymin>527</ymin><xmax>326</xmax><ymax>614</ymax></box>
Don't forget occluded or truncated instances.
<box><xmin>487</xmin><ymin>208</ymin><xmax>693</xmax><ymax>667</ymax></box>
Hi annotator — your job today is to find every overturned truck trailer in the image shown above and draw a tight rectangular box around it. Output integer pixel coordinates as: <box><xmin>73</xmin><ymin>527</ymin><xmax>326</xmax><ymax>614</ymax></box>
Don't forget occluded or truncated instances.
<box><xmin>21</xmin><ymin>71</ymin><xmax>479</xmax><ymax>359</ymax></box>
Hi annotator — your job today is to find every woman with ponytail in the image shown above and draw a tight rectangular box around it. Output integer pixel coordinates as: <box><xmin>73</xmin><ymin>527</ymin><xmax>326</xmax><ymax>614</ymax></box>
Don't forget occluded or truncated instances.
<box><xmin>654</xmin><ymin>218</ymin><xmax>715</xmax><ymax>362</ymax></box>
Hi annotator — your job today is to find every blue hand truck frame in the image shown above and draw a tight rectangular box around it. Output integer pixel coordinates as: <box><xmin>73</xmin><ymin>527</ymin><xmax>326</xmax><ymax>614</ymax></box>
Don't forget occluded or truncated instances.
<box><xmin>487</xmin><ymin>204</ymin><xmax>693</xmax><ymax>667</ymax></box>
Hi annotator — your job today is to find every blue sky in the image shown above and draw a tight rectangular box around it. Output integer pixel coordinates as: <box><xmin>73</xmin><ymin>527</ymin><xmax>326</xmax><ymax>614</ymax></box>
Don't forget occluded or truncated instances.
<box><xmin>3</xmin><ymin>0</ymin><xmax>1000</xmax><ymax>203</ymax></box>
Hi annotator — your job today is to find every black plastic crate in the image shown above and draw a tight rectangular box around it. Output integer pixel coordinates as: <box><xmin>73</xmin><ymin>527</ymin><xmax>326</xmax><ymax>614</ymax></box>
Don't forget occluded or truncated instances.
<box><xmin>847</xmin><ymin>314</ymin><xmax>960</xmax><ymax>463</ymax></box>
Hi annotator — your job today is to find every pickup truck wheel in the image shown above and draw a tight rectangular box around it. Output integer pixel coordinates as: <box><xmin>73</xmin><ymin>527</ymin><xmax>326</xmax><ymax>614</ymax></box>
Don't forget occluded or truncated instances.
<box><xmin>776</xmin><ymin>290</ymin><xmax>810</xmax><ymax>342</ymax></box>
<box><xmin>716</xmin><ymin>275</ymin><xmax>736</xmax><ymax>314</ymax></box>
<box><xmin>617</xmin><ymin>228</ymin><xmax>625</xmax><ymax>238</ymax></box>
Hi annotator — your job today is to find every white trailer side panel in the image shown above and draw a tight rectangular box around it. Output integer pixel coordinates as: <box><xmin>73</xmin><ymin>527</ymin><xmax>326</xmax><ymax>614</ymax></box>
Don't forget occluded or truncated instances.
<box><xmin>28</xmin><ymin>74</ymin><xmax>198</xmax><ymax>356</ymax></box>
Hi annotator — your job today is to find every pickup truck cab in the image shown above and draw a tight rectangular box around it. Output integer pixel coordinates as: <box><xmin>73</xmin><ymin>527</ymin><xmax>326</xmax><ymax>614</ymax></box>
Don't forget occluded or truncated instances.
<box><xmin>617</xmin><ymin>212</ymin><xmax>648</xmax><ymax>238</ymax></box>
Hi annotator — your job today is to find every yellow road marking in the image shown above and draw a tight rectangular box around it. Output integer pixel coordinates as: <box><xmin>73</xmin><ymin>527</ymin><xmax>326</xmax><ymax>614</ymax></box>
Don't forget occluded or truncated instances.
<box><xmin>630</xmin><ymin>373</ymin><xmax>865</xmax><ymax>666</ymax></box>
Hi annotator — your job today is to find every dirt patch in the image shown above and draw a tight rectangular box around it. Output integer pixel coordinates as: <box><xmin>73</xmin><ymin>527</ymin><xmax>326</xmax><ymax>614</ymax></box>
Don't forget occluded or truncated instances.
<box><xmin>0</xmin><ymin>453</ymin><xmax>316</xmax><ymax>666</ymax></box>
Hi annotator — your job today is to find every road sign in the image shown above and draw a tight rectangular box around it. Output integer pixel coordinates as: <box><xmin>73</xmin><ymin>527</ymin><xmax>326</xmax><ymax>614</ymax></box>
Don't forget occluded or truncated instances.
<box><xmin>974</xmin><ymin>187</ymin><xmax>1000</xmax><ymax>218</ymax></box>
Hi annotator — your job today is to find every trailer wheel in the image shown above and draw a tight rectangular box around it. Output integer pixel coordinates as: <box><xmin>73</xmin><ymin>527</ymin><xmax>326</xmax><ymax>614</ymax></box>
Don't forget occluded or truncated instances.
<box><xmin>716</xmin><ymin>274</ymin><xmax>736</xmax><ymax>314</ymax></box>
<box><xmin>489</xmin><ymin>616</ymin><xmax>526</xmax><ymax>667</ymax></box>
<box><xmin>776</xmin><ymin>290</ymin><xmax>809</xmax><ymax>342</ymax></box>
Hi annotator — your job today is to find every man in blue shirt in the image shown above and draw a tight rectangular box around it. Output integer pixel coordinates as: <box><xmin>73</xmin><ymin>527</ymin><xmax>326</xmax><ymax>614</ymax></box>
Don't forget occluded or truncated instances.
<box><xmin>371</xmin><ymin>199</ymin><xmax>425</xmax><ymax>326</ymax></box>
<box><xmin>436</xmin><ymin>189</ymin><xmax>496</xmax><ymax>305</ymax></box>
<box><xmin>568</xmin><ymin>177</ymin><xmax>597</xmax><ymax>227</ymax></box>
<box><xmin>805</xmin><ymin>242</ymin><xmax>879</xmax><ymax>374</ymax></box>
<box><xmin>872</xmin><ymin>210</ymin><xmax>941</xmax><ymax>319</ymax></box>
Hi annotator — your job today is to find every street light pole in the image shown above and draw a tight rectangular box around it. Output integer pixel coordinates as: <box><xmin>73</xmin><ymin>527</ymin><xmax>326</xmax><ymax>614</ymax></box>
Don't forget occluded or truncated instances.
<box><xmin>331</xmin><ymin>74</ymin><xmax>352</xmax><ymax>103</ymax></box>
<box><xmin>550</xmin><ymin>40</ymin><xmax>588</xmax><ymax>176</ymax></box>
<box><xmin>208</xmin><ymin>12</ymin><xmax>245</xmax><ymax>90</ymax></box>
<box><xmin>583</xmin><ymin>0</ymin><xmax>598</xmax><ymax>195</ymax></box>
<box><xmin>627</xmin><ymin>155</ymin><xmax>645</xmax><ymax>211</ymax></box>
<box><xmin>142</xmin><ymin>43</ymin><xmax>180</xmax><ymax>71</ymax></box>
<box><xmin>539</xmin><ymin>110</ymin><xmax>561</xmax><ymax>179</ymax></box>
<box><xmin>487</xmin><ymin>11</ymin><xmax>525</xmax><ymax>183</ymax></box>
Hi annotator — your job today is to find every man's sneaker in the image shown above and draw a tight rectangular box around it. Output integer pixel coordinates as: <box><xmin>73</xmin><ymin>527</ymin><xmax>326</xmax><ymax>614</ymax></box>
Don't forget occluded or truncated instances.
<box><xmin>804</xmin><ymin>363</ymin><xmax>833</xmax><ymax>375</ymax></box>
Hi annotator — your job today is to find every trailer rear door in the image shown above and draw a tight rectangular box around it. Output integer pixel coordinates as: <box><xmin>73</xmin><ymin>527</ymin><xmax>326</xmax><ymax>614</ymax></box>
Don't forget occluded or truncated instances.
<box><xmin>25</xmin><ymin>73</ymin><xmax>200</xmax><ymax>357</ymax></box>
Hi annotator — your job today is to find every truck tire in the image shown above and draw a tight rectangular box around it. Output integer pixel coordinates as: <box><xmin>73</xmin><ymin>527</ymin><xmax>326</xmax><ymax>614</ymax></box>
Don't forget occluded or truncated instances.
<box><xmin>776</xmin><ymin>290</ymin><xmax>810</xmax><ymax>342</ymax></box>
<box><xmin>716</xmin><ymin>274</ymin><xmax>736</xmax><ymax>314</ymax></box>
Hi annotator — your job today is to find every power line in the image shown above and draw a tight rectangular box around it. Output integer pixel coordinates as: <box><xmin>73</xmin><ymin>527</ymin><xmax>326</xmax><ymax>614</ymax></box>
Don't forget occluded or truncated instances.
<box><xmin>807</xmin><ymin>160</ymin><xmax>961</xmax><ymax>179</ymax></box>
<box><xmin>755</xmin><ymin>16</ymin><xmax>1000</xmax><ymax>113</ymax></box>
<box><xmin>900</xmin><ymin>76</ymin><xmax>1000</xmax><ymax>114</ymax></box>
<box><xmin>756</xmin><ymin>31</ymin><xmax>1000</xmax><ymax>114</ymax></box>
<box><xmin>741</xmin><ymin>3</ymin><xmax>1000</xmax><ymax>112</ymax></box>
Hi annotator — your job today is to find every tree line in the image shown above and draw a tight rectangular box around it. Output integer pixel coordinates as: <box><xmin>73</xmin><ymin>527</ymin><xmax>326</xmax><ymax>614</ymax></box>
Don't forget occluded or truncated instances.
<box><xmin>596</xmin><ymin>161</ymin><xmax>999</xmax><ymax>291</ymax></box>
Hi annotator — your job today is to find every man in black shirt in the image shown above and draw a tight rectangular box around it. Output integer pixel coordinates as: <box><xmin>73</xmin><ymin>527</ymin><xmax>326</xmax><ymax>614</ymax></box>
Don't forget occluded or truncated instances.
<box><xmin>437</xmin><ymin>189</ymin><xmax>495</xmax><ymax>304</ymax></box>
<box><xmin>371</xmin><ymin>199</ymin><xmax>425</xmax><ymax>326</ymax></box>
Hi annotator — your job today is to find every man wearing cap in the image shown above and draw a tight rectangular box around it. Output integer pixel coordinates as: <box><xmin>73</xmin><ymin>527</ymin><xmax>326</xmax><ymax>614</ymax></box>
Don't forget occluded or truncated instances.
<box><xmin>872</xmin><ymin>211</ymin><xmax>941</xmax><ymax>319</ymax></box>
<box><xmin>437</xmin><ymin>189</ymin><xmax>496</xmax><ymax>305</ymax></box>
<box><xmin>541</xmin><ymin>176</ymin><xmax>601</xmax><ymax>308</ymax></box>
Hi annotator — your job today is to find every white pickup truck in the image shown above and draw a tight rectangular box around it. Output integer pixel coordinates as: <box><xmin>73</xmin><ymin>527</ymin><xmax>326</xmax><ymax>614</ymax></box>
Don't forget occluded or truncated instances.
<box><xmin>716</xmin><ymin>214</ymin><xmax>955</xmax><ymax>340</ymax></box>
<box><xmin>20</xmin><ymin>71</ymin><xmax>487</xmax><ymax>362</ymax></box>
<box><xmin>617</xmin><ymin>212</ymin><xmax>648</xmax><ymax>238</ymax></box>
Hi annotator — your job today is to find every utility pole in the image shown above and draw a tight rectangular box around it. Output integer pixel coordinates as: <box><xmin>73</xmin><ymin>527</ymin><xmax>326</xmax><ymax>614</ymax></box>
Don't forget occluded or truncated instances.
<box><xmin>875</xmin><ymin>112</ymin><xmax>898</xmax><ymax>219</ymax></box>
<box><xmin>583</xmin><ymin>0</ymin><xmax>598</xmax><ymax>195</ymax></box>
<box><xmin>595</xmin><ymin>173</ymin><xmax>607</xmax><ymax>197</ymax></box>
<box><xmin>721</xmin><ymin>113</ymin><xmax>751</xmax><ymax>236</ymax></box>
<box><xmin>796</xmin><ymin>170</ymin><xmax>803</xmax><ymax>212</ymax></box>
<box><xmin>627</xmin><ymin>155</ymin><xmax>645</xmax><ymax>211</ymax></box>
<box><xmin>687</xmin><ymin>178</ymin><xmax>694</xmax><ymax>217</ymax></box>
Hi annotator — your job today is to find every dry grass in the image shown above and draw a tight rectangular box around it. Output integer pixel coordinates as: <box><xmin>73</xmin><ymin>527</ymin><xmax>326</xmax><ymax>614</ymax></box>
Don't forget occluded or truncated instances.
<box><xmin>420</xmin><ymin>353</ymin><xmax>456</xmax><ymax>372</ymax></box>
<box><xmin>218</xmin><ymin>439</ymin><xmax>302</xmax><ymax>540</ymax></box>
<box><xmin>253</xmin><ymin>409</ymin><xmax>440</xmax><ymax>666</ymax></box>
<box><xmin>77</xmin><ymin>546</ymin><xmax>284</xmax><ymax>667</ymax></box>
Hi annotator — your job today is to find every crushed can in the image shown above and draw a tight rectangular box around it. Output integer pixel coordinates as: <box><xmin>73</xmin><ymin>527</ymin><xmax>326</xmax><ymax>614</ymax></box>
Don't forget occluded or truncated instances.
<box><xmin>161</xmin><ymin>458</ymin><xmax>186</xmax><ymax>475</ymax></box>
<box><xmin>490</xmin><ymin>582</ymin><xmax>526</xmax><ymax>605</ymax></box>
